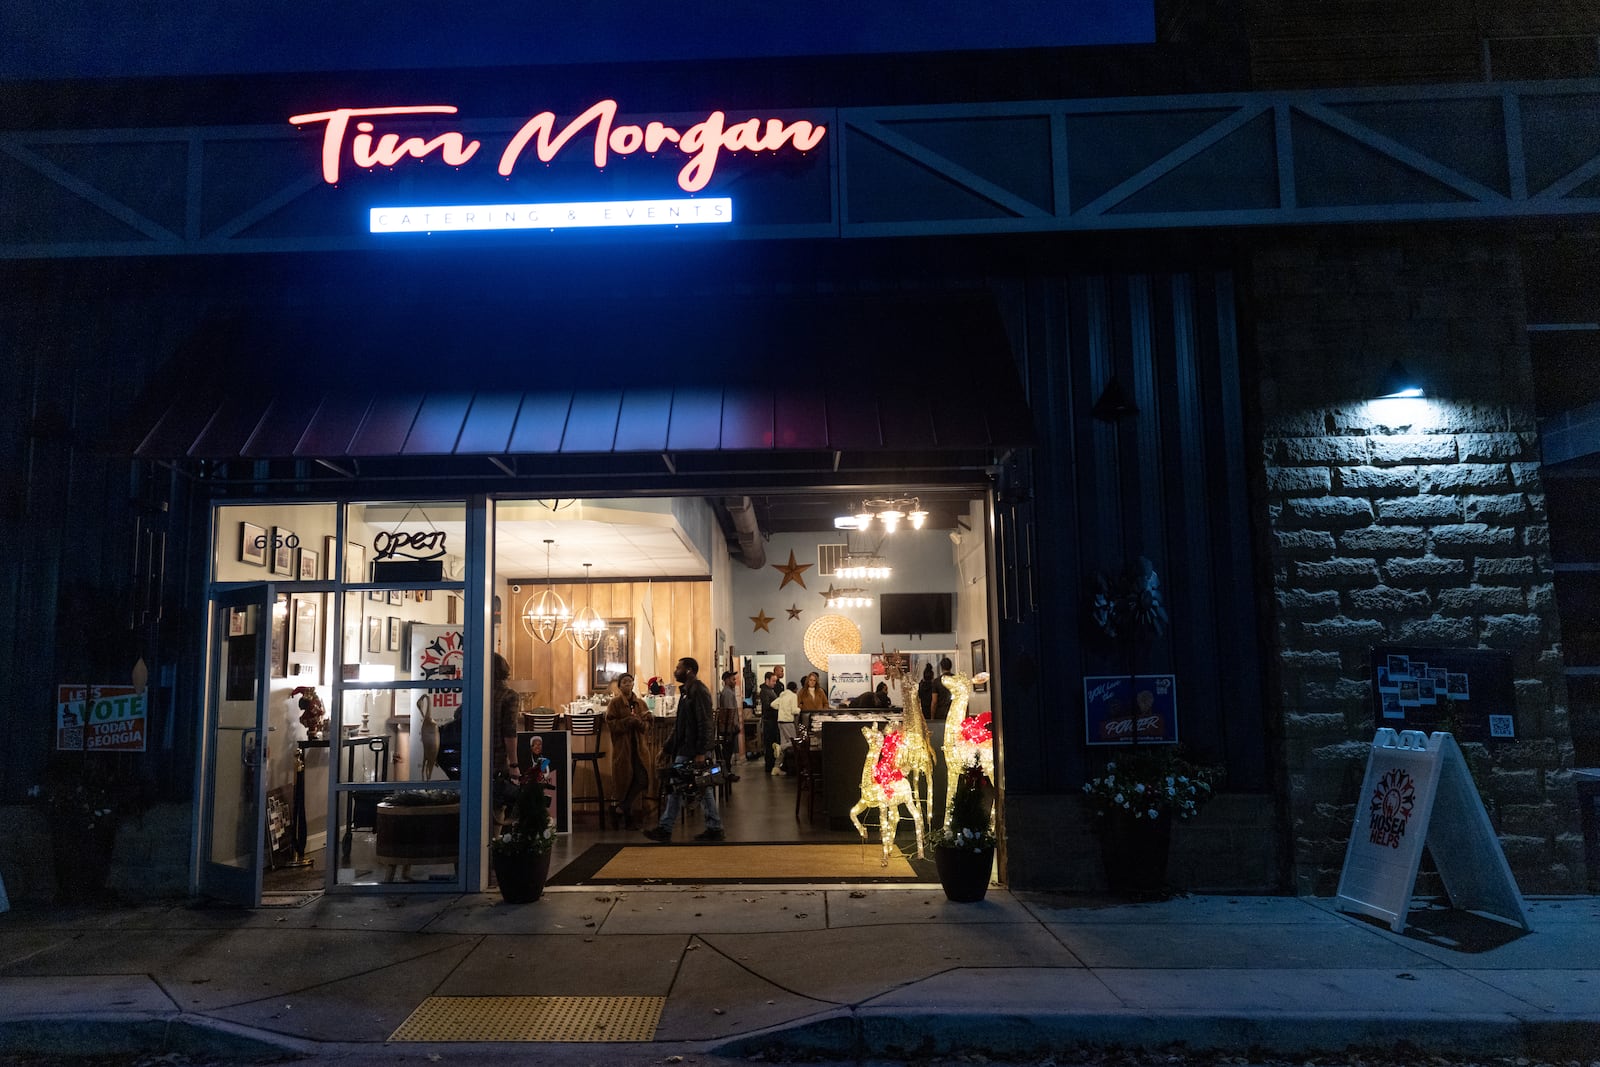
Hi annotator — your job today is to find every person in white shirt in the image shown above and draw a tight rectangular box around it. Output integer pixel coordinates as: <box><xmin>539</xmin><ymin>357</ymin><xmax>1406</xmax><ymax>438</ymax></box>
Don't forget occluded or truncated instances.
<box><xmin>772</xmin><ymin>681</ymin><xmax>800</xmax><ymax>775</ymax></box>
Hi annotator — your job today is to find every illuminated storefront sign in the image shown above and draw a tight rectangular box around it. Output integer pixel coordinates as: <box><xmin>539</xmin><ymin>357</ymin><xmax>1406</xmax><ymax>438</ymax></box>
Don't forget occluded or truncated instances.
<box><xmin>289</xmin><ymin>100</ymin><xmax>826</xmax><ymax>193</ymax></box>
<box><xmin>370</xmin><ymin>197</ymin><xmax>732</xmax><ymax>233</ymax></box>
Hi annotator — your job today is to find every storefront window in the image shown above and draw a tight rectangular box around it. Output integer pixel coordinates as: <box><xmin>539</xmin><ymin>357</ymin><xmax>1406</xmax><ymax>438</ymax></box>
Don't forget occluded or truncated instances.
<box><xmin>213</xmin><ymin>503</ymin><xmax>338</xmax><ymax>583</ymax></box>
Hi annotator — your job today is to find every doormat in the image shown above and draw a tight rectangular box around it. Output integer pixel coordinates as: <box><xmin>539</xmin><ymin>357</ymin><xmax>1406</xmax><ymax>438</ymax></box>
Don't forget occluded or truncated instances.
<box><xmin>390</xmin><ymin>995</ymin><xmax>663</xmax><ymax>1042</ymax></box>
<box><xmin>258</xmin><ymin>891</ymin><xmax>322</xmax><ymax>909</ymax></box>
<box><xmin>547</xmin><ymin>842</ymin><xmax>935</xmax><ymax>885</ymax></box>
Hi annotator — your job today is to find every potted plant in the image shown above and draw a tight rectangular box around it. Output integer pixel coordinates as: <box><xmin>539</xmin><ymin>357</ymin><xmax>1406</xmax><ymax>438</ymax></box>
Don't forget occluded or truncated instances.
<box><xmin>490</xmin><ymin>773</ymin><xmax>555</xmax><ymax>903</ymax></box>
<box><xmin>928</xmin><ymin>756</ymin><xmax>997</xmax><ymax>902</ymax></box>
<box><xmin>1082</xmin><ymin>748</ymin><xmax>1221</xmax><ymax>898</ymax></box>
<box><xmin>28</xmin><ymin>755</ymin><xmax>143</xmax><ymax>904</ymax></box>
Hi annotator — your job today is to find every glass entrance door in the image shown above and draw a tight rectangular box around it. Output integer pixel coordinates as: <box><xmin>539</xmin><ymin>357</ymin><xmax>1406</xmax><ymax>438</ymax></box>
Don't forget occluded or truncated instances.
<box><xmin>197</xmin><ymin>586</ymin><xmax>273</xmax><ymax>904</ymax></box>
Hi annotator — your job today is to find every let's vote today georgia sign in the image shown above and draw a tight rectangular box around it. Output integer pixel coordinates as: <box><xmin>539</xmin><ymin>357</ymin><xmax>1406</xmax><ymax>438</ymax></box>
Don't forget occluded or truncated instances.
<box><xmin>56</xmin><ymin>684</ymin><xmax>148</xmax><ymax>752</ymax></box>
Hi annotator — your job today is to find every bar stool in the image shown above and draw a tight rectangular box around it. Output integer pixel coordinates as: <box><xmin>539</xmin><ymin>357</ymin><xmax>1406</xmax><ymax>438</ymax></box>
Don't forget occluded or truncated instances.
<box><xmin>523</xmin><ymin>708</ymin><xmax>559</xmax><ymax>732</ymax></box>
<box><xmin>568</xmin><ymin>713</ymin><xmax>608</xmax><ymax>829</ymax></box>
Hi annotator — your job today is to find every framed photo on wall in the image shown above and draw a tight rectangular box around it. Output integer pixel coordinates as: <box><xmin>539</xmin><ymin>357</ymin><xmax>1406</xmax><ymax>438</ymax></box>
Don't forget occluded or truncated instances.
<box><xmin>387</xmin><ymin>616</ymin><xmax>402</xmax><ymax>651</ymax></box>
<box><xmin>269</xmin><ymin>593</ymin><xmax>289</xmax><ymax>678</ymax></box>
<box><xmin>346</xmin><ymin>541</ymin><xmax>367</xmax><ymax>583</ymax></box>
<box><xmin>323</xmin><ymin>536</ymin><xmax>338</xmax><ymax>580</ymax></box>
<box><xmin>292</xmin><ymin>596</ymin><xmax>318</xmax><ymax>653</ymax></box>
<box><xmin>298</xmin><ymin>547</ymin><xmax>319</xmax><ymax>582</ymax></box>
<box><xmin>239</xmin><ymin>522</ymin><xmax>267</xmax><ymax>566</ymax></box>
<box><xmin>366</xmin><ymin>615</ymin><xmax>383</xmax><ymax>654</ymax></box>
<box><xmin>589</xmin><ymin>619</ymin><xmax>631</xmax><ymax>691</ymax></box>
<box><xmin>271</xmin><ymin>528</ymin><xmax>295</xmax><ymax>576</ymax></box>
<box><xmin>970</xmin><ymin>639</ymin><xmax>988</xmax><ymax>692</ymax></box>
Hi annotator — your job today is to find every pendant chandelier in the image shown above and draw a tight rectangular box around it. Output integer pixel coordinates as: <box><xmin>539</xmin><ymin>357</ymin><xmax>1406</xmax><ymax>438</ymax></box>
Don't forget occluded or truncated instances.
<box><xmin>835</xmin><ymin>553</ymin><xmax>892</xmax><ymax>581</ymax></box>
<box><xmin>833</xmin><ymin>496</ymin><xmax>928</xmax><ymax>533</ymax></box>
<box><xmin>521</xmin><ymin>539</ymin><xmax>571</xmax><ymax>645</ymax></box>
<box><xmin>569</xmin><ymin>562</ymin><xmax>606</xmax><ymax>652</ymax></box>
<box><xmin>826</xmin><ymin>587</ymin><xmax>874</xmax><ymax>609</ymax></box>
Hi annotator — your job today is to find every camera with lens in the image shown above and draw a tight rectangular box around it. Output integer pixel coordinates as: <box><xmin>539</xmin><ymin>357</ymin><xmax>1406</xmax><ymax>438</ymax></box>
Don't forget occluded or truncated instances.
<box><xmin>665</xmin><ymin>761</ymin><xmax>721</xmax><ymax>796</ymax></box>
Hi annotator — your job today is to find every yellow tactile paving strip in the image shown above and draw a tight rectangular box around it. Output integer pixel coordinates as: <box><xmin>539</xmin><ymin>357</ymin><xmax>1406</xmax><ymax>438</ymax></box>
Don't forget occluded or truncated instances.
<box><xmin>389</xmin><ymin>995</ymin><xmax>664</xmax><ymax>1042</ymax></box>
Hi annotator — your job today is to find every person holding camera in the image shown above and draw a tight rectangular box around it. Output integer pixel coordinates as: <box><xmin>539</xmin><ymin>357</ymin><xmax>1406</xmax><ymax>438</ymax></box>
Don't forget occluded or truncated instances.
<box><xmin>642</xmin><ymin>656</ymin><xmax>724</xmax><ymax>843</ymax></box>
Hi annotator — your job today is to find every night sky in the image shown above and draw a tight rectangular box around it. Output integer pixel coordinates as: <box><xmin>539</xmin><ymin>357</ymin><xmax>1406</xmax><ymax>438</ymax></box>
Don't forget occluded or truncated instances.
<box><xmin>1</xmin><ymin>1</ymin><xmax>1153</xmax><ymax>79</ymax></box>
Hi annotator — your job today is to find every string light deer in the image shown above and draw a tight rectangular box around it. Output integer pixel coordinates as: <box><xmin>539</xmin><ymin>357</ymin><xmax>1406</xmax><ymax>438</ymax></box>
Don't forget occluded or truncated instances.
<box><xmin>940</xmin><ymin>671</ymin><xmax>994</xmax><ymax>831</ymax></box>
<box><xmin>884</xmin><ymin>655</ymin><xmax>935</xmax><ymax>822</ymax></box>
<box><xmin>848</xmin><ymin>724</ymin><xmax>926</xmax><ymax>866</ymax></box>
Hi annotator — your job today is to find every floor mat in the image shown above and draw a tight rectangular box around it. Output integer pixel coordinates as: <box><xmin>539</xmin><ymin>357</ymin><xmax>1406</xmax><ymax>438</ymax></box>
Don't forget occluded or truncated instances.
<box><xmin>390</xmin><ymin>995</ymin><xmax>663</xmax><ymax>1042</ymax></box>
<box><xmin>548</xmin><ymin>842</ymin><xmax>934</xmax><ymax>885</ymax></box>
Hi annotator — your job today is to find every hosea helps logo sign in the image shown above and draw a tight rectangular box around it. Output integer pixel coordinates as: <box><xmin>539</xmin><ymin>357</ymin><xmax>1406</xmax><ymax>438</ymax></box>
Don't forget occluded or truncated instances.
<box><xmin>288</xmin><ymin>101</ymin><xmax>827</xmax><ymax>194</ymax></box>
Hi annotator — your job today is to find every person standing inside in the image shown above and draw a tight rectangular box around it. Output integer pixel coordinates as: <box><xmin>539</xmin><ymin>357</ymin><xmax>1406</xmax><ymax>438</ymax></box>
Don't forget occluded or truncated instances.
<box><xmin>605</xmin><ymin>672</ymin><xmax>652</xmax><ymax>830</ymax></box>
<box><xmin>716</xmin><ymin>670</ymin><xmax>744</xmax><ymax>783</ymax></box>
<box><xmin>643</xmin><ymin>656</ymin><xmax>723</xmax><ymax>843</ymax></box>
<box><xmin>758</xmin><ymin>671</ymin><xmax>780</xmax><ymax>774</ymax></box>
<box><xmin>930</xmin><ymin>656</ymin><xmax>955</xmax><ymax>720</ymax></box>
<box><xmin>773</xmin><ymin>681</ymin><xmax>800</xmax><ymax>775</ymax></box>
<box><xmin>491</xmin><ymin>654</ymin><xmax>522</xmax><ymax>829</ymax></box>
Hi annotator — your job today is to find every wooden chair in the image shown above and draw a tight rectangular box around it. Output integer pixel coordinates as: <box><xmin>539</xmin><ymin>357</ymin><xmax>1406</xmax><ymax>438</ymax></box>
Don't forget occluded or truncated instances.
<box><xmin>568</xmin><ymin>713</ymin><xmax>608</xmax><ymax>830</ymax></box>
<box><xmin>523</xmin><ymin>708</ymin><xmax>560</xmax><ymax>732</ymax></box>
<box><xmin>794</xmin><ymin>727</ymin><xmax>826</xmax><ymax>821</ymax></box>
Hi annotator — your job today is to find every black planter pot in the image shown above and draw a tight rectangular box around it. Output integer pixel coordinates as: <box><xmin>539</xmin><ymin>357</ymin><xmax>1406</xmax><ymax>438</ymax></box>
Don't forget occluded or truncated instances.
<box><xmin>52</xmin><ymin>823</ymin><xmax>118</xmax><ymax>905</ymax></box>
<box><xmin>1098</xmin><ymin>812</ymin><xmax>1172</xmax><ymax>898</ymax></box>
<box><xmin>933</xmin><ymin>844</ymin><xmax>994</xmax><ymax>902</ymax></box>
<box><xmin>493</xmin><ymin>848</ymin><xmax>552</xmax><ymax>904</ymax></box>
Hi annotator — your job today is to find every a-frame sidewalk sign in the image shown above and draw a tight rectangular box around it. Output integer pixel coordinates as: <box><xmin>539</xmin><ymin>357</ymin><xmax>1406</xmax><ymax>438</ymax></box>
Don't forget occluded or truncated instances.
<box><xmin>1335</xmin><ymin>729</ymin><xmax>1531</xmax><ymax>934</ymax></box>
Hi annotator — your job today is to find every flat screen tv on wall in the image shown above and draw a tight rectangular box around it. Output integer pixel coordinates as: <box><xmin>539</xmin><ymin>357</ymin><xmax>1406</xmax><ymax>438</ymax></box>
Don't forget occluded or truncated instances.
<box><xmin>879</xmin><ymin>593</ymin><xmax>954</xmax><ymax>635</ymax></box>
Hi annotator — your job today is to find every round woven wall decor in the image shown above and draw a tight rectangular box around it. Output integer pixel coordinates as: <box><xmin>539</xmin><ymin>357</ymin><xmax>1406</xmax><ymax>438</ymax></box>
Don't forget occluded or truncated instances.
<box><xmin>803</xmin><ymin>614</ymin><xmax>862</xmax><ymax>672</ymax></box>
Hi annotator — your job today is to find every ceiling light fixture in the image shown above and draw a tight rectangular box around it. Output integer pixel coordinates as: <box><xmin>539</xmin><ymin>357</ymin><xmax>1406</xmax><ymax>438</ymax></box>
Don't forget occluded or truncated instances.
<box><xmin>835</xmin><ymin>553</ymin><xmax>892</xmax><ymax>581</ymax></box>
<box><xmin>568</xmin><ymin>562</ymin><xmax>606</xmax><ymax>652</ymax></box>
<box><xmin>826</xmin><ymin>587</ymin><xmax>874</xmax><ymax>609</ymax></box>
<box><xmin>521</xmin><ymin>539</ymin><xmax>571</xmax><ymax>645</ymax></box>
<box><xmin>833</xmin><ymin>496</ymin><xmax>928</xmax><ymax>533</ymax></box>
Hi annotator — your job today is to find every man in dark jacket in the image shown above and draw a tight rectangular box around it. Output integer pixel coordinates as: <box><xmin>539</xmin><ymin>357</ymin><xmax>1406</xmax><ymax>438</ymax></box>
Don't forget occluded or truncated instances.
<box><xmin>758</xmin><ymin>671</ymin><xmax>779</xmax><ymax>774</ymax></box>
<box><xmin>643</xmin><ymin>656</ymin><xmax>724</xmax><ymax>842</ymax></box>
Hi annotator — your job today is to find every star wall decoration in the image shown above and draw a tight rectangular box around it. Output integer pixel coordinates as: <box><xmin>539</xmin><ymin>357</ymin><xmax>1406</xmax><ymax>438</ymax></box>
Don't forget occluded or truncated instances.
<box><xmin>772</xmin><ymin>549</ymin><xmax>812</xmax><ymax>589</ymax></box>
<box><xmin>786</xmin><ymin>603</ymin><xmax>804</xmax><ymax>620</ymax></box>
<box><xmin>749</xmin><ymin>610</ymin><xmax>774</xmax><ymax>633</ymax></box>
<box><xmin>818</xmin><ymin>583</ymin><xmax>841</xmax><ymax>602</ymax></box>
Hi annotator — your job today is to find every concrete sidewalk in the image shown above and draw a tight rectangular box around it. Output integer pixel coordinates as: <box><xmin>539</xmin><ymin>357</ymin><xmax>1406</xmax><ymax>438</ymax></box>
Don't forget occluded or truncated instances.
<box><xmin>2</xmin><ymin>888</ymin><xmax>1597</xmax><ymax>1062</ymax></box>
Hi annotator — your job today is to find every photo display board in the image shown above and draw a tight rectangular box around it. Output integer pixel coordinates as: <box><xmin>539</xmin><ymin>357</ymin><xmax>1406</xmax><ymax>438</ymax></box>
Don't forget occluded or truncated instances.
<box><xmin>1370</xmin><ymin>645</ymin><xmax>1515</xmax><ymax>743</ymax></box>
<box><xmin>516</xmin><ymin>730</ymin><xmax>571</xmax><ymax>833</ymax></box>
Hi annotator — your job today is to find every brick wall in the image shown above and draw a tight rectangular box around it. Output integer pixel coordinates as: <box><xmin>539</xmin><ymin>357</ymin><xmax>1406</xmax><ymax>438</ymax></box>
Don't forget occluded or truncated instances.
<box><xmin>1253</xmin><ymin>233</ymin><xmax>1584</xmax><ymax>895</ymax></box>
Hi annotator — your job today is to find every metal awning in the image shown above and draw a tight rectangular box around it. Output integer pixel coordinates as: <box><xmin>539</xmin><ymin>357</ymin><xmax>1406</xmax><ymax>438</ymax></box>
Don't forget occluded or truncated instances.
<box><xmin>128</xmin><ymin>293</ymin><xmax>1032</xmax><ymax>471</ymax></box>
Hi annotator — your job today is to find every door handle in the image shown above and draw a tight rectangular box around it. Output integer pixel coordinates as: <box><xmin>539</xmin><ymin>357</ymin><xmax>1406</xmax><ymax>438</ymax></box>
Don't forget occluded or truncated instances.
<box><xmin>241</xmin><ymin>727</ymin><xmax>260</xmax><ymax>766</ymax></box>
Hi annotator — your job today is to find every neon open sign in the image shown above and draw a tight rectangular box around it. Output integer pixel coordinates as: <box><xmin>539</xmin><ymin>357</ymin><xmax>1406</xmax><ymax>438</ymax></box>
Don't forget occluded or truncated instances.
<box><xmin>288</xmin><ymin>100</ymin><xmax>827</xmax><ymax>193</ymax></box>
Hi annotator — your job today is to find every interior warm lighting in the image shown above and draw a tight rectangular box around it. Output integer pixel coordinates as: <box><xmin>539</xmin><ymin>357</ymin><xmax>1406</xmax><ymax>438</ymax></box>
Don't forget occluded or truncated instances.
<box><xmin>834</xmin><ymin>496</ymin><xmax>925</xmax><ymax>534</ymax></box>
<box><xmin>521</xmin><ymin>539</ymin><xmax>571</xmax><ymax>645</ymax></box>
<box><xmin>826</xmin><ymin>588</ymin><xmax>874</xmax><ymax>609</ymax></box>
<box><xmin>569</xmin><ymin>562</ymin><xmax>606</xmax><ymax>653</ymax></box>
<box><xmin>836</xmin><ymin>554</ymin><xmax>892</xmax><ymax>581</ymax></box>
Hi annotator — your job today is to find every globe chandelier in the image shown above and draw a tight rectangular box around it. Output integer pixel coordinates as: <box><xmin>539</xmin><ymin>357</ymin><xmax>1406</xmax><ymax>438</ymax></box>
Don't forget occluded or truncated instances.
<box><xmin>521</xmin><ymin>539</ymin><xmax>572</xmax><ymax>645</ymax></box>
<box><xmin>833</xmin><ymin>496</ymin><xmax>928</xmax><ymax>533</ymax></box>
<box><xmin>568</xmin><ymin>562</ymin><xmax>607</xmax><ymax>652</ymax></box>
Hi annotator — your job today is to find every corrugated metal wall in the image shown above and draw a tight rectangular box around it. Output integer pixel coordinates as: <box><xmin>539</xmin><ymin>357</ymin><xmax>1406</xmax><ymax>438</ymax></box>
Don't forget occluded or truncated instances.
<box><xmin>996</xmin><ymin>270</ymin><xmax>1268</xmax><ymax>795</ymax></box>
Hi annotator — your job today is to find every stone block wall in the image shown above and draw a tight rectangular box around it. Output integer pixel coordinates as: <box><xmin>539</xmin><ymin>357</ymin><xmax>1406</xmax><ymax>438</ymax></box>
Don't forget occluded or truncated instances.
<box><xmin>1252</xmin><ymin>233</ymin><xmax>1583</xmax><ymax>895</ymax></box>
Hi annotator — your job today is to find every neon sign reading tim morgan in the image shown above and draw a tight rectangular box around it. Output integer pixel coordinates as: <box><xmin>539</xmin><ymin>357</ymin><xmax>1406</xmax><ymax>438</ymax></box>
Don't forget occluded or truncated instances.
<box><xmin>288</xmin><ymin>100</ymin><xmax>827</xmax><ymax>193</ymax></box>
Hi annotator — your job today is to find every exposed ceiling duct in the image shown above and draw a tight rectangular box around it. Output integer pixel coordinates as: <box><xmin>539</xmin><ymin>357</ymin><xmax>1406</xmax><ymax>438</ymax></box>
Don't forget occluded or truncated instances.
<box><xmin>722</xmin><ymin>495</ymin><xmax>766</xmax><ymax>569</ymax></box>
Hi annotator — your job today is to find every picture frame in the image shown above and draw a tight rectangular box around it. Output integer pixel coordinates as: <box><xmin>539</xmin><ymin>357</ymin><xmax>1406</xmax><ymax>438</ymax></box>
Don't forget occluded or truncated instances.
<box><xmin>228</xmin><ymin>606</ymin><xmax>250</xmax><ymax>637</ymax></box>
<box><xmin>970</xmin><ymin>639</ymin><xmax>988</xmax><ymax>692</ymax></box>
<box><xmin>323</xmin><ymin>536</ymin><xmax>338</xmax><ymax>581</ymax></box>
<box><xmin>239</xmin><ymin>521</ymin><xmax>268</xmax><ymax>567</ymax></box>
<box><xmin>269</xmin><ymin>593</ymin><xmax>290</xmax><ymax>678</ymax></box>
<box><xmin>388</xmin><ymin>589</ymin><xmax>404</xmax><ymax>605</ymax></box>
<box><xmin>369</xmin><ymin>589</ymin><xmax>385</xmax><ymax>602</ymax></box>
<box><xmin>387</xmin><ymin>616</ymin><xmax>403</xmax><ymax>651</ymax></box>
<box><xmin>298</xmin><ymin>547</ymin><xmax>319</xmax><ymax>582</ymax></box>
<box><xmin>346</xmin><ymin>541</ymin><xmax>367</xmax><ymax>583</ymax></box>
<box><xmin>292</xmin><ymin>596</ymin><xmax>318</xmax><ymax>653</ymax></box>
<box><xmin>366</xmin><ymin>615</ymin><xmax>383</xmax><ymax>654</ymax></box>
<box><xmin>271</xmin><ymin>527</ymin><xmax>295</xmax><ymax>576</ymax></box>
<box><xmin>589</xmin><ymin>619</ymin><xmax>631</xmax><ymax>691</ymax></box>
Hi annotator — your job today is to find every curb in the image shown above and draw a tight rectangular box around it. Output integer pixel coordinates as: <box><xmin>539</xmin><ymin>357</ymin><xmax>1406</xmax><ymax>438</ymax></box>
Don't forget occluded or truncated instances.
<box><xmin>712</xmin><ymin>1010</ymin><xmax>1600</xmax><ymax>1061</ymax></box>
<box><xmin>0</xmin><ymin>1013</ymin><xmax>318</xmax><ymax>1059</ymax></box>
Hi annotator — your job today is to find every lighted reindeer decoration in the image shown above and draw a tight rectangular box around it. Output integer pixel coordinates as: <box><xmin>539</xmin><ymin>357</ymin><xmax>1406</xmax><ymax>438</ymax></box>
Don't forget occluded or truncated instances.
<box><xmin>848</xmin><ymin>724</ymin><xmax>926</xmax><ymax>866</ymax></box>
<box><xmin>884</xmin><ymin>657</ymin><xmax>935</xmax><ymax>822</ymax></box>
<box><xmin>939</xmin><ymin>671</ymin><xmax>994</xmax><ymax>831</ymax></box>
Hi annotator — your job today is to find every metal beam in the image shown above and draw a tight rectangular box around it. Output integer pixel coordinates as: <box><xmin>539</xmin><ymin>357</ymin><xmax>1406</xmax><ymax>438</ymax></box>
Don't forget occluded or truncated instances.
<box><xmin>2</xmin><ymin>79</ymin><xmax>1597</xmax><ymax>259</ymax></box>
